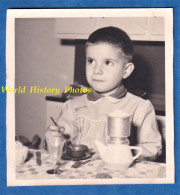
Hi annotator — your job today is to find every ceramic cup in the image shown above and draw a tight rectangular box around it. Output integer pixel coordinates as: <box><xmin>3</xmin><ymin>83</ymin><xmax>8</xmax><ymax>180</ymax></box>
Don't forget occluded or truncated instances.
<box><xmin>66</xmin><ymin>144</ymin><xmax>88</xmax><ymax>158</ymax></box>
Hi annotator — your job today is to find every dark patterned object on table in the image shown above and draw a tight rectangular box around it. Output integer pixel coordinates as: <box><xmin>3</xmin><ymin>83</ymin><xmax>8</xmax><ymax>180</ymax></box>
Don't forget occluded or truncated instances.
<box><xmin>17</xmin><ymin>135</ymin><xmax>41</xmax><ymax>149</ymax></box>
<box><xmin>96</xmin><ymin>173</ymin><xmax>113</xmax><ymax>179</ymax></box>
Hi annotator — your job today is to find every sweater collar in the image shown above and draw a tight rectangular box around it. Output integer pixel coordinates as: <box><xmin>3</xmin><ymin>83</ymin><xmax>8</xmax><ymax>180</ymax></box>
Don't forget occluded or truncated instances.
<box><xmin>87</xmin><ymin>85</ymin><xmax>127</xmax><ymax>101</ymax></box>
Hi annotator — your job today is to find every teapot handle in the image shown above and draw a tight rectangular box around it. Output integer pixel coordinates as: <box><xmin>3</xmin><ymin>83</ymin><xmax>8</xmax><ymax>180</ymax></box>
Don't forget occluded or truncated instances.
<box><xmin>130</xmin><ymin>146</ymin><xmax>142</xmax><ymax>160</ymax></box>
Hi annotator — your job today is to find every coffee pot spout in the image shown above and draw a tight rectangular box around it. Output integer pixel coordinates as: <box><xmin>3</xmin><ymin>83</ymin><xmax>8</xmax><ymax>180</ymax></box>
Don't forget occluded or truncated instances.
<box><xmin>95</xmin><ymin>140</ymin><xmax>107</xmax><ymax>160</ymax></box>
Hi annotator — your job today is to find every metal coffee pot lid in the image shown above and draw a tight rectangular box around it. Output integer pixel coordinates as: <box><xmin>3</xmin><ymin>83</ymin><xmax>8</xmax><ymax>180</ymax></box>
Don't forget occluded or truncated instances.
<box><xmin>107</xmin><ymin>109</ymin><xmax>131</xmax><ymax>137</ymax></box>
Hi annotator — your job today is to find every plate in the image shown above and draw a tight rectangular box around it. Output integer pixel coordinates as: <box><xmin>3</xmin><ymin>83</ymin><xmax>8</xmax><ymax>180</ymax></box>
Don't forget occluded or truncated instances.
<box><xmin>61</xmin><ymin>151</ymin><xmax>94</xmax><ymax>161</ymax></box>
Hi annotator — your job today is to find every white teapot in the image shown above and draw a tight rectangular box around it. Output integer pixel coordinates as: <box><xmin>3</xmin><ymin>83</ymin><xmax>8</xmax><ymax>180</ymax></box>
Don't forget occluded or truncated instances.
<box><xmin>95</xmin><ymin>109</ymin><xmax>142</xmax><ymax>169</ymax></box>
<box><xmin>95</xmin><ymin>140</ymin><xmax>142</xmax><ymax>169</ymax></box>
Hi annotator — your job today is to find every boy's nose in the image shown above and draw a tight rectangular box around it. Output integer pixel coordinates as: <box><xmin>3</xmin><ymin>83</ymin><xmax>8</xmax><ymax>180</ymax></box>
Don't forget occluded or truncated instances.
<box><xmin>93</xmin><ymin>64</ymin><xmax>103</xmax><ymax>75</ymax></box>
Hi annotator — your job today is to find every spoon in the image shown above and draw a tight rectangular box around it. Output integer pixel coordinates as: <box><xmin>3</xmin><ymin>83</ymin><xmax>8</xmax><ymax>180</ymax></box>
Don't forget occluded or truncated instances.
<box><xmin>72</xmin><ymin>159</ymin><xmax>91</xmax><ymax>168</ymax></box>
<box><xmin>50</xmin><ymin>117</ymin><xmax>73</xmax><ymax>148</ymax></box>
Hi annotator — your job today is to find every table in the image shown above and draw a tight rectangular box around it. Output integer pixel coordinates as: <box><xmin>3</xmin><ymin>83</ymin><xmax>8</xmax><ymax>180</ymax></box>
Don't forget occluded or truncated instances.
<box><xmin>16</xmin><ymin>149</ymin><xmax>166</xmax><ymax>180</ymax></box>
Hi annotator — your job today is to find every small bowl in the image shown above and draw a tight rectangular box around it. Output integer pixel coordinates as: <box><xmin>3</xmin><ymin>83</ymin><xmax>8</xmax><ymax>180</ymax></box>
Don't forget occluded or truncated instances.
<box><xmin>66</xmin><ymin>144</ymin><xmax>88</xmax><ymax>158</ymax></box>
<box><xmin>16</xmin><ymin>141</ymin><xmax>28</xmax><ymax>165</ymax></box>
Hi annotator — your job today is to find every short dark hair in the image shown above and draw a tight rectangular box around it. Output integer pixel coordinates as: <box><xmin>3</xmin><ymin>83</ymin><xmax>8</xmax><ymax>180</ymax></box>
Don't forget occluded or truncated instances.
<box><xmin>86</xmin><ymin>26</ymin><xmax>134</xmax><ymax>62</ymax></box>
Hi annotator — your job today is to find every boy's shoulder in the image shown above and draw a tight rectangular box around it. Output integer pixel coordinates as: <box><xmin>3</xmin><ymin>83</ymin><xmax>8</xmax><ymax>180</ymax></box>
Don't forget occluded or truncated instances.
<box><xmin>69</xmin><ymin>94</ymin><xmax>88</xmax><ymax>109</ymax></box>
<box><xmin>125</xmin><ymin>92</ymin><xmax>153</xmax><ymax>109</ymax></box>
<box><xmin>126</xmin><ymin>92</ymin><xmax>146</xmax><ymax>101</ymax></box>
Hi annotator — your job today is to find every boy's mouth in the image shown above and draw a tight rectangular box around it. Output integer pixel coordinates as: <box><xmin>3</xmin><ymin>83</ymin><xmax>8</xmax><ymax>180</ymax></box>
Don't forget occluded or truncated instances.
<box><xmin>92</xmin><ymin>79</ymin><xmax>105</xmax><ymax>82</ymax></box>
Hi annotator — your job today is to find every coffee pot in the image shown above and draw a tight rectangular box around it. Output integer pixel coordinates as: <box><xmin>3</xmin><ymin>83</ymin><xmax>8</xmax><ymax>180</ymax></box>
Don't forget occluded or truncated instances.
<box><xmin>95</xmin><ymin>109</ymin><xmax>142</xmax><ymax>169</ymax></box>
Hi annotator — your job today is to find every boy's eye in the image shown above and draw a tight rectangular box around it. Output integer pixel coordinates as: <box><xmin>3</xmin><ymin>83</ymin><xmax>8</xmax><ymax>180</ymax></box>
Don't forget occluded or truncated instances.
<box><xmin>105</xmin><ymin>60</ymin><xmax>113</xmax><ymax>66</ymax></box>
<box><xmin>86</xmin><ymin>59</ymin><xmax>94</xmax><ymax>64</ymax></box>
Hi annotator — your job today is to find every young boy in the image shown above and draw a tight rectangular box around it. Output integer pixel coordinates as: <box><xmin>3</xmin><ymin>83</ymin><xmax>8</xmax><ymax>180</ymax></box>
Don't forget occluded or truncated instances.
<box><xmin>46</xmin><ymin>26</ymin><xmax>162</xmax><ymax>160</ymax></box>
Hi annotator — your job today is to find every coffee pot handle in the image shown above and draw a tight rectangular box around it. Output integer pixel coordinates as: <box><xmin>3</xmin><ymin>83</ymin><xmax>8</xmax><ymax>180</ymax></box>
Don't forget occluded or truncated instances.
<box><xmin>130</xmin><ymin>146</ymin><xmax>142</xmax><ymax>160</ymax></box>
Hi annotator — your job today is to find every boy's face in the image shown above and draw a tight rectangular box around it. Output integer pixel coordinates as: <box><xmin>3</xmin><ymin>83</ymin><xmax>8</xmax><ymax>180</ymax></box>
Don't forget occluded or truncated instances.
<box><xmin>86</xmin><ymin>43</ymin><xmax>131</xmax><ymax>96</ymax></box>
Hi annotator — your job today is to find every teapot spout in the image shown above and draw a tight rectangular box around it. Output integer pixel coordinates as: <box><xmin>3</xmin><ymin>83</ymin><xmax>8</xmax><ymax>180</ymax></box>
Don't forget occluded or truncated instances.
<box><xmin>95</xmin><ymin>140</ymin><xmax>106</xmax><ymax>159</ymax></box>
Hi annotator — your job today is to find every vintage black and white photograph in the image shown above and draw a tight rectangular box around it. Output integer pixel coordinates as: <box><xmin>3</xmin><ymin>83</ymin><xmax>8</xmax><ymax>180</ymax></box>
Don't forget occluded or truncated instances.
<box><xmin>6</xmin><ymin>9</ymin><xmax>174</xmax><ymax>186</ymax></box>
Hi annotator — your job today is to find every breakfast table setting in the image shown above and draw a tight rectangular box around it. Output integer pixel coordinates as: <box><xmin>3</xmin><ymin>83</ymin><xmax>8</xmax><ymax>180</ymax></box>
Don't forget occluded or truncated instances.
<box><xmin>16</xmin><ymin>112</ymin><xmax>166</xmax><ymax>181</ymax></box>
<box><xmin>16</xmin><ymin>147</ymin><xmax>166</xmax><ymax>180</ymax></box>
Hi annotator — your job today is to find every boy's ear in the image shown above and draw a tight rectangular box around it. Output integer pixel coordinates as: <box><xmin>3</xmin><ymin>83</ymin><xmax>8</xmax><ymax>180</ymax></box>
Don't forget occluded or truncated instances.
<box><xmin>123</xmin><ymin>63</ymin><xmax>134</xmax><ymax>79</ymax></box>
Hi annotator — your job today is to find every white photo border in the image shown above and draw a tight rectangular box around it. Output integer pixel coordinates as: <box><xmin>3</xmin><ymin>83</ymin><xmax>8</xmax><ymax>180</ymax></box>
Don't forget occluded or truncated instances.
<box><xmin>6</xmin><ymin>8</ymin><xmax>174</xmax><ymax>186</ymax></box>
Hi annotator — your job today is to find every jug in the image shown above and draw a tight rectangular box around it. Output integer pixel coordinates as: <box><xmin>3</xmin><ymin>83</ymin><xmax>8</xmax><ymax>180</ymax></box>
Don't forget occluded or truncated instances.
<box><xmin>95</xmin><ymin>109</ymin><xmax>142</xmax><ymax>169</ymax></box>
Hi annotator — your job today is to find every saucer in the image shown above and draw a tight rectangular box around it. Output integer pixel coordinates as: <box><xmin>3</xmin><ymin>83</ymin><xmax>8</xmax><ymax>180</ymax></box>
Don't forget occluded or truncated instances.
<box><xmin>61</xmin><ymin>151</ymin><xmax>94</xmax><ymax>161</ymax></box>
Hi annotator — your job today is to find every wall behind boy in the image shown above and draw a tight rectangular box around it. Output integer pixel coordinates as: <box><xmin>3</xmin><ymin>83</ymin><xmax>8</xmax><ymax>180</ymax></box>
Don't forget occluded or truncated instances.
<box><xmin>15</xmin><ymin>19</ymin><xmax>75</xmax><ymax>147</ymax></box>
